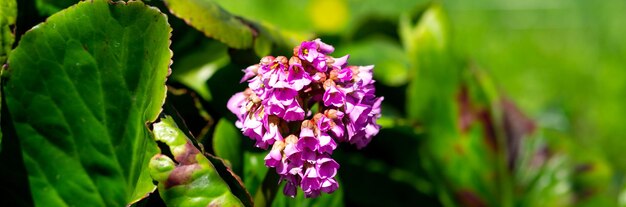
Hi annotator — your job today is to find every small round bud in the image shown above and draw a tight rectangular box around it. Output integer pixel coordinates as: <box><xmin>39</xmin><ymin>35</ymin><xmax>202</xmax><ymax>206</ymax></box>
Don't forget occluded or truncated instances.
<box><xmin>260</xmin><ymin>56</ymin><xmax>275</xmax><ymax>65</ymax></box>
<box><xmin>276</xmin><ymin>56</ymin><xmax>288</xmax><ymax>65</ymax></box>
<box><xmin>323</xmin><ymin>79</ymin><xmax>335</xmax><ymax>90</ymax></box>
<box><xmin>272</xmin><ymin>139</ymin><xmax>286</xmax><ymax>151</ymax></box>
<box><xmin>325</xmin><ymin>109</ymin><xmax>339</xmax><ymax>119</ymax></box>
<box><xmin>285</xmin><ymin>134</ymin><xmax>299</xmax><ymax>145</ymax></box>
<box><xmin>329</xmin><ymin>69</ymin><xmax>339</xmax><ymax>81</ymax></box>
<box><xmin>289</xmin><ymin>56</ymin><xmax>301</xmax><ymax>66</ymax></box>
<box><xmin>293</xmin><ymin>45</ymin><xmax>301</xmax><ymax>56</ymax></box>
<box><xmin>301</xmin><ymin>119</ymin><xmax>315</xmax><ymax>129</ymax></box>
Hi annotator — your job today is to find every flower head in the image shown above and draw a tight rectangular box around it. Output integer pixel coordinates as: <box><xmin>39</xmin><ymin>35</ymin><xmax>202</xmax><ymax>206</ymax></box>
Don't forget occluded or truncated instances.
<box><xmin>227</xmin><ymin>39</ymin><xmax>383</xmax><ymax>198</ymax></box>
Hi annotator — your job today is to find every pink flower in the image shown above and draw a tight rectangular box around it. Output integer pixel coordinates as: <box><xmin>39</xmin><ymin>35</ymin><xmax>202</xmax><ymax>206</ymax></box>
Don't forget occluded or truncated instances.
<box><xmin>227</xmin><ymin>39</ymin><xmax>383</xmax><ymax>198</ymax></box>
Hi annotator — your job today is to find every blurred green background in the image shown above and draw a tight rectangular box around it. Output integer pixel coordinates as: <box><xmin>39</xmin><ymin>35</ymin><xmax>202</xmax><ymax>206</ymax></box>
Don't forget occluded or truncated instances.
<box><xmin>446</xmin><ymin>0</ymin><xmax>626</xmax><ymax>171</ymax></box>
<box><xmin>213</xmin><ymin>0</ymin><xmax>626</xmax><ymax>205</ymax></box>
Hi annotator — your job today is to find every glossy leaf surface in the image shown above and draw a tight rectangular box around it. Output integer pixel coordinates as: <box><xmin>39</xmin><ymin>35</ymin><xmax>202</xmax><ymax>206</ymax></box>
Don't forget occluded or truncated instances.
<box><xmin>3</xmin><ymin>0</ymin><xmax>171</xmax><ymax>206</ymax></box>
<box><xmin>150</xmin><ymin>116</ymin><xmax>245</xmax><ymax>207</ymax></box>
<box><xmin>163</xmin><ymin>0</ymin><xmax>253</xmax><ymax>49</ymax></box>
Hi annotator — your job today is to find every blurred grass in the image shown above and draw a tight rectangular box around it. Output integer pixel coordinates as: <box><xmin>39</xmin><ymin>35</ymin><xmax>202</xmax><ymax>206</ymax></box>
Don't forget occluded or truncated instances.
<box><xmin>444</xmin><ymin>0</ymin><xmax>626</xmax><ymax>174</ymax></box>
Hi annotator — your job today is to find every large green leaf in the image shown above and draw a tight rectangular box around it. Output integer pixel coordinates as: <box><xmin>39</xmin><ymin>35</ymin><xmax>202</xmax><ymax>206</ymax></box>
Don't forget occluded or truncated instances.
<box><xmin>3</xmin><ymin>0</ymin><xmax>171</xmax><ymax>206</ymax></box>
<box><xmin>149</xmin><ymin>116</ymin><xmax>245</xmax><ymax>207</ymax></box>
<box><xmin>164</xmin><ymin>0</ymin><xmax>311</xmax><ymax>54</ymax></box>
<box><xmin>163</xmin><ymin>0</ymin><xmax>253</xmax><ymax>49</ymax></box>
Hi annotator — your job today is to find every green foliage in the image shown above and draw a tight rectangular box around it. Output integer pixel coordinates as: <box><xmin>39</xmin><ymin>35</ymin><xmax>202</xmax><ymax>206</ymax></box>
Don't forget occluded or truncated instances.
<box><xmin>164</xmin><ymin>0</ymin><xmax>310</xmax><ymax>53</ymax></box>
<box><xmin>0</xmin><ymin>0</ymin><xmax>15</xmax><ymax>64</ymax></box>
<box><xmin>150</xmin><ymin>116</ymin><xmax>245</xmax><ymax>207</ymax></box>
<box><xmin>213</xmin><ymin>118</ymin><xmax>243</xmax><ymax>174</ymax></box>
<box><xmin>163</xmin><ymin>0</ymin><xmax>253</xmax><ymax>49</ymax></box>
<box><xmin>170</xmin><ymin>39</ymin><xmax>229</xmax><ymax>101</ymax></box>
<box><xmin>3</xmin><ymin>0</ymin><xmax>171</xmax><ymax>206</ymax></box>
<box><xmin>334</xmin><ymin>37</ymin><xmax>410</xmax><ymax>87</ymax></box>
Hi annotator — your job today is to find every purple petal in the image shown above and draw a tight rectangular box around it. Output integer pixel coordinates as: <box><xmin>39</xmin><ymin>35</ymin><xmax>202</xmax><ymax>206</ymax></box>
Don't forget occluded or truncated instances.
<box><xmin>320</xmin><ymin>178</ymin><xmax>338</xmax><ymax>193</ymax></box>
<box><xmin>314</xmin><ymin>38</ymin><xmax>335</xmax><ymax>54</ymax></box>
<box><xmin>357</xmin><ymin>65</ymin><xmax>374</xmax><ymax>85</ymax></box>
<box><xmin>317</xmin><ymin>156</ymin><xmax>339</xmax><ymax>178</ymax></box>
<box><xmin>297</xmin><ymin>135</ymin><xmax>318</xmax><ymax>152</ymax></box>
<box><xmin>240</xmin><ymin>65</ymin><xmax>258</xmax><ymax>83</ymax></box>
<box><xmin>284</xmin><ymin>181</ymin><xmax>298</xmax><ymax>197</ymax></box>
<box><xmin>283</xmin><ymin>101</ymin><xmax>305</xmax><ymax>121</ymax></box>
<box><xmin>227</xmin><ymin>92</ymin><xmax>246</xmax><ymax>117</ymax></box>
<box><xmin>323</xmin><ymin>85</ymin><xmax>346</xmax><ymax>107</ymax></box>
<box><xmin>264</xmin><ymin>148</ymin><xmax>283</xmax><ymax>167</ymax></box>
<box><xmin>317</xmin><ymin>133</ymin><xmax>337</xmax><ymax>154</ymax></box>
<box><xmin>337</xmin><ymin>67</ymin><xmax>353</xmax><ymax>82</ymax></box>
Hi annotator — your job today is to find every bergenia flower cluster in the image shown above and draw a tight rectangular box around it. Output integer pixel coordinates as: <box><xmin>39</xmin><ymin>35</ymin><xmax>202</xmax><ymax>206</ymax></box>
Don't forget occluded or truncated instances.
<box><xmin>227</xmin><ymin>39</ymin><xmax>383</xmax><ymax>198</ymax></box>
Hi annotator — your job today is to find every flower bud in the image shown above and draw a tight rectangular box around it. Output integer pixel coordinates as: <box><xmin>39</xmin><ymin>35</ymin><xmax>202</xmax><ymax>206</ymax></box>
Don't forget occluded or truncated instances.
<box><xmin>260</xmin><ymin>56</ymin><xmax>275</xmax><ymax>65</ymax></box>
<box><xmin>285</xmin><ymin>134</ymin><xmax>299</xmax><ymax>145</ymax></box>
<box><xmin>276</xmin><ymin>56</ymin><xmax>288</xmax><ymax>65</ymax></box>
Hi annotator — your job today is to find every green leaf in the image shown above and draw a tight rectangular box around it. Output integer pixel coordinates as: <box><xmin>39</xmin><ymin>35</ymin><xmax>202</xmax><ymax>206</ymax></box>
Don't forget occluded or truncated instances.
<box><xmin>401</xmin><ymin>4</ymin><xmax>508</xmax><ymax>206</ymax></box>
<box><xmin>149</xmin><ymin>116</ymin><xmax>245</xmax><ymax>207</ymax></box>
<box><xmin>243</xmin><ymin>151</ymin><xmax>268</xmax><ymax>197</ymax></box>
<box><xmin>212</xmin><ymin>0</ymin><xmax>313</xmax><ymax>33</ymax></box>
<box><xmin>205</xmin><ymin>153</ymin><xmax>254</xmax><ymax>207</ymax></box>
<box><xmin>3</xmin><ymin>0</ymin><xmax>171</xmax><ymax>206</ymax></box>
<box><xmin>213</xmin><ymin>118</ymin><xmax>243</xmax><ymax>174</ymax></box>
<box><xmin>163</xmin><ymin>0</ymin><xmax>254</xmax><ymax>49</ymax></box>
<box><xmin>402</xmin><ymin>3</ymin><xmax>456</xmax><ymax>123</ymax></box>
<box><xmin>170</xmin><ymin>39</ymin><xmax>230</xmax><ymax>101</ymax></box>
<box><xmin>0</xmin><ymin>0</ymin><xmax>16</xmax><ymax>64</ymax></box>
<box><xmin>514</xmin><ymin>131</ymin><xmax>573</xmax><ymax>206</ymax></box>
<box><xmin>164</xmin><ymin>0</ymin><xmax>311</xmax><ymax>54</ymax></box>
<box><xmin>335</xmin><ymin>37</ymin><xmax>410</xmax><ymax>86</ymax></box>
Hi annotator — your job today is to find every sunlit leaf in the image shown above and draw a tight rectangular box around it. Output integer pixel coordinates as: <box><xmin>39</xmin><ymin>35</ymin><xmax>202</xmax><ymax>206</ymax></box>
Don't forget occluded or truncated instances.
<box><xmin>163</xmin><ymin>0</ymin><xmax>254</xmax><ymax>49</ymax></box>
<box><xmin>168</xmin><ymin>0</ymin><xmax>311</xmax><ymax>53</ymax></box>
<box><xmin>150</xmin><ymin>116</ymin><xmax>246</xmax><ymax>207</ymax></box>
<box><xmin>212</xmin><ymin>0</ymin><xmax>312</xmax><ymax>33</ymax></box>
<box><xmin>3</xmin><ymin>0</ymin><xmax>171</xmax><ymax>205</ymax></box>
